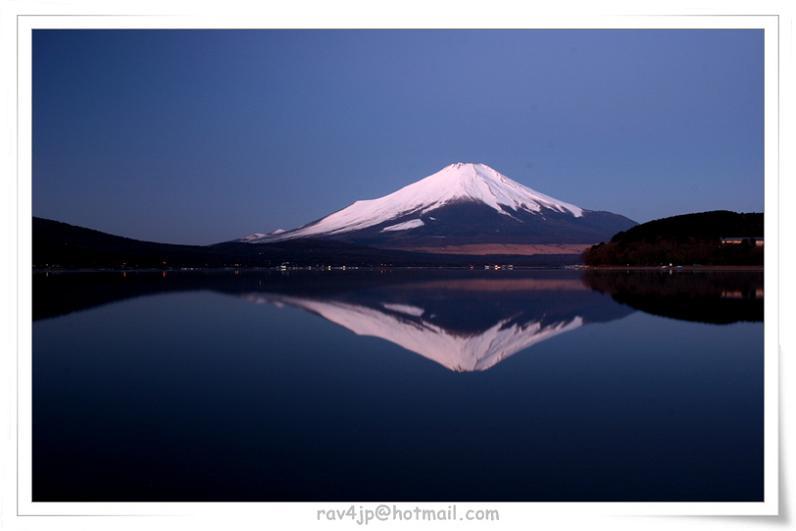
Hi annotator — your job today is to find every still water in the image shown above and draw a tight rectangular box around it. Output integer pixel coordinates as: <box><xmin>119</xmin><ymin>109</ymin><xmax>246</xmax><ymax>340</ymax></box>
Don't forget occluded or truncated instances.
<box><xmin>32</xmin><ymin>269</ymin><xmax>763</xmax><ymax>501</ymax></box>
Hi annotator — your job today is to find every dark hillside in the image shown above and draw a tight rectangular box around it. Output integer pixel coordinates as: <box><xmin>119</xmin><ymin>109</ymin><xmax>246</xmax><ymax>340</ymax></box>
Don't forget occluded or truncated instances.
<box><xmin>582</xmin><ymin>211</ymin><xmax>763</xmax><ymax>266</ymax></box>
<box><xmin>33</xmin><ymin>217</ymin><xmax>581</xmax><ymax>269</ymax></box>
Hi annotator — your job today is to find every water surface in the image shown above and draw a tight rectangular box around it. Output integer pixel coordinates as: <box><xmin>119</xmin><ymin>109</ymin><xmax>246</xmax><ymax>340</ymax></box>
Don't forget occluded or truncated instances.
<box><xmin>32</xmin><ymin>269</ymin><xmax>763</xmax><ymax>501</ymax></box>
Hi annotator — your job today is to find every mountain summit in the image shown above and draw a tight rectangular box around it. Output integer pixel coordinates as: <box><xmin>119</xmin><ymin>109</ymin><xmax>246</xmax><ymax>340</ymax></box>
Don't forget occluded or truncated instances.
<box><xmin>245</xmin><ymin>163</ymin><xmax>636</xmax><ymax>249</ymax></box>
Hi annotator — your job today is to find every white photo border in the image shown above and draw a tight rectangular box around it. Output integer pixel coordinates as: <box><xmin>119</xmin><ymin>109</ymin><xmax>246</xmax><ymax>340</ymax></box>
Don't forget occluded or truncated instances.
<box><xmin>15</xmin><ymin>13</ymin><xmax>780</xmax><ymax>519</ymax></box>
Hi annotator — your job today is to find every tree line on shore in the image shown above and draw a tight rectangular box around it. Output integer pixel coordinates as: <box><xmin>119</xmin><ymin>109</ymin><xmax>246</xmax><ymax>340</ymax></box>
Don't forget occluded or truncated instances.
<box><xmin>582</xmin><ymin>211</ymin><xmax>763</xmax><ymax>266</ymax></box>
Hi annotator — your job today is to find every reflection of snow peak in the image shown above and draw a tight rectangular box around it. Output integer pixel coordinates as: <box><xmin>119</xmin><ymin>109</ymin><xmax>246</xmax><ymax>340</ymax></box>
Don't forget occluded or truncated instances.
<box><xmin>242</xmin><ymin>293</ymin><xmax>583</xmax><ymax>372</ymax></box>
<box><xmin>381</xmin><ymin>303</ymin><xmax>425</xmax><ymax>316</ymax></box>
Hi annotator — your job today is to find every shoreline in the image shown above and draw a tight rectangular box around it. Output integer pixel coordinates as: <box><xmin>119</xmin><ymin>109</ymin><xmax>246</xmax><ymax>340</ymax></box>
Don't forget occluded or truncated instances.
<box><xmin>32</xmin><ymin>264</ymin><xmax>764</xmax><ymax>274</ymax></box>
<box><xmin>581</xmin><ymin>265</ymin><xmax>764</xmax><ymax>272</ymax></box>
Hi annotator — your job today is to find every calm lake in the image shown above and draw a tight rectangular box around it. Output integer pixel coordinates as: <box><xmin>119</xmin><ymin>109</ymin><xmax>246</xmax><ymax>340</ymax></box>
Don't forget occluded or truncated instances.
<box><xmin>32</xmin><ymin>269</ymin><xmax>764</xmax><ymax>502</ymax></box>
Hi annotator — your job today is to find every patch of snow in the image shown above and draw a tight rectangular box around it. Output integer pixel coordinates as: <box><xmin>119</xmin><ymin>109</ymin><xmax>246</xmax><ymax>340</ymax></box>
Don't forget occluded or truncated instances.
<box><xmin>241</xmin><ymin>228</ymin><xmax>286</xmax><ymax>242</ymax></box>
<box><xmin>382</xmin><ymin>303</ymin><xmax>425</xmax><ymax>316</ymax></box>
<box><xmin>240</xmin><ymin>232</ymin><xmax>268</xmax><ymax>242</ymax></box>
<box><xmin>380</xmin><ymin>219</ymin><xmax>425</xmax><ymax>232</ymax></box>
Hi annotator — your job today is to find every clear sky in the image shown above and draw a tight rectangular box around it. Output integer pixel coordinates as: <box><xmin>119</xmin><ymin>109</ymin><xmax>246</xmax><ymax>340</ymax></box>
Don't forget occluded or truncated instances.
<box><xmin>33</xmin><ymin>29</ymin><xmax>763</xmax><ymax>245</ymax></box>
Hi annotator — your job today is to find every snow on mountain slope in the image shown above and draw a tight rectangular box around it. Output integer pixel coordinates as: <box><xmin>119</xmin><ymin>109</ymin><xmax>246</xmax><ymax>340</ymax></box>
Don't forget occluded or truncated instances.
<box><xmin>381</xmin><ymin>219</ymin><xmax>425</xmax><ymax>232</ymax></box>
<box><xmin>248</xmin><ymin>163</ymin><xmax>584</xmax><ymax>242</ymax></box>
<box><xmin>241</xmin><ymin>228</ymin><xmax>286</xmax><ymax>241</ymax></box>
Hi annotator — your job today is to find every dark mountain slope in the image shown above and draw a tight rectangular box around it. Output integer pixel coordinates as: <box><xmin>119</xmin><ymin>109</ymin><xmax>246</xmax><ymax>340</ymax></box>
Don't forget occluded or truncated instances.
<box><xmin>325</xmin><ymin>201</ymin><xmax>636</xmax><ymax>247</ymax></box>
<box><xmin>33</xmin><ymin>217</ymin><xmax>582</xmax><ymax>269</ymax></box>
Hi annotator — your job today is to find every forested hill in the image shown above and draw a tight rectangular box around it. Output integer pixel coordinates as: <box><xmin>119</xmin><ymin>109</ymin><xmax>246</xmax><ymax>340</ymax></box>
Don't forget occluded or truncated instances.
<box><xmin>582</xmin><ymin>211</ymin><xmax>763</xmax><ymax>266</ymax></box>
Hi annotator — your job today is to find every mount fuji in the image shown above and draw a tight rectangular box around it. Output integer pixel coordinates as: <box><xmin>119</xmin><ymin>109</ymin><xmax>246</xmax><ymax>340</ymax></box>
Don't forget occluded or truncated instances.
<box><xmin>244</xmin><ymin>163</ymin><xmax>636</xmax><ymax>250</ymax></box>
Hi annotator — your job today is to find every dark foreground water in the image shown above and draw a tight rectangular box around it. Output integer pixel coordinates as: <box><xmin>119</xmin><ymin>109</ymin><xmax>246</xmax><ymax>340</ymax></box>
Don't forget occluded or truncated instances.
<box><xmin>32</xmin><ymin>269</ymin><xmax>764</xmax><ymax>501</ymax></box>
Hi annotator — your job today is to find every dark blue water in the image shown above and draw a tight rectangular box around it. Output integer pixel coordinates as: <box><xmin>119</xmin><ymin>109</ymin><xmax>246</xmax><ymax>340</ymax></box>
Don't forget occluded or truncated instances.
<box><xmin>32</xmin><ymin>270</ymin><xmax>764</xmax><ymax>501</ymax></box>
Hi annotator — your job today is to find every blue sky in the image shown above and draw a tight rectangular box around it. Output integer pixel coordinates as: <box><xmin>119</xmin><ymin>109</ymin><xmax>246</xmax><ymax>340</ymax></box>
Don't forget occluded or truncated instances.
<box><xmin>33</xmin><ymin>29</ymin><xmax>763</xmax><ymax>245</ymax></box>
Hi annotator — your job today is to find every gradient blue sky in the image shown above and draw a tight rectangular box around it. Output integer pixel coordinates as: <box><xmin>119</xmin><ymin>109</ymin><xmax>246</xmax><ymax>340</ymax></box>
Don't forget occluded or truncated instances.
<box><xmin>33</xmin><ymin>29</ymin><xmax>763</xmax><ymax>245</ymax></box>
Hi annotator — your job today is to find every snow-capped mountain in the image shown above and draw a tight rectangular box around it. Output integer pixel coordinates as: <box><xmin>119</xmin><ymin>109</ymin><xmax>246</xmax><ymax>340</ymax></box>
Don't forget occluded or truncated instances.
<box><xmin>244</xmin><ymin>163</ymin><xmax>636</xmax><ymax>248</ymax></box>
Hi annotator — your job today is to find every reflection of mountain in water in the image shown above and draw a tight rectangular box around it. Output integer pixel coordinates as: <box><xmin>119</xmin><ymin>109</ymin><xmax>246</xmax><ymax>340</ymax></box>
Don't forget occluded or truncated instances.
<box><xmin>242</xmin><ymin>276</ymin><xmax>633</xmax><ymax>372</ymax></box>
<box><xmin>34</xmin><ymin>269</ymin><xmax>763</xmax><ymax>371</ymax></box>
<box><xmin>33</xmin><ymin>271</ymin><xmax>634</xmax><ymax>372</ymax></box>
<box><xmin>246</xmin><ymin>293</ymin><xmax>584</xmax><ymax>372</ymax></box>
